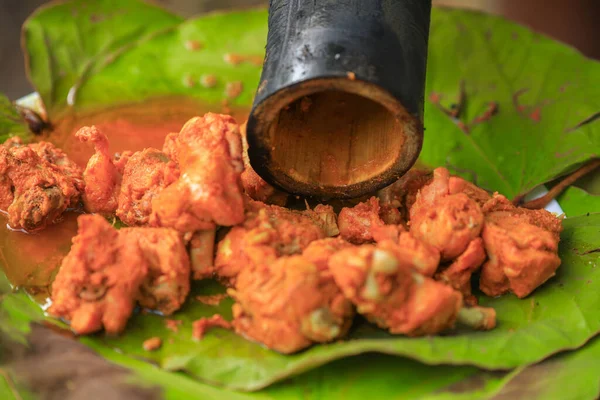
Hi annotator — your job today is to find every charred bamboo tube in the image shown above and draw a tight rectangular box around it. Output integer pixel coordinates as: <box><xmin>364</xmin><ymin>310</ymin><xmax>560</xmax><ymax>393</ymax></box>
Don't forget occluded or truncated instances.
<box><xmin>246</xmin><ymin>0</ymin><xmax>432</xmax><ymax>199</ymax></box>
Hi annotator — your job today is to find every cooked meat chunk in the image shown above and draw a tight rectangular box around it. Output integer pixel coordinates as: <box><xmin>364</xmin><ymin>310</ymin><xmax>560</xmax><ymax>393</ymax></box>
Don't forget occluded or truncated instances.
<box><xmin>121</xmin><ymin>227</ymin><xmax>190</xmax><ymax>315</ymax></box>
<box><xmin>230</xmin><ymin>255</ymin><xmax>353</xmax><ymax>353</ymax></box>
<box><xmin>151</xmin><ymin>114</ymin><xmax>245</xmax><ymax>232</ymax></box>
<box><xmin>116</xmin><ymin>148</ymin><xmax>179</xmax><ymax>226</ymax></box>
<box><xmin>436</xmin><ymin>238</ymin><xmax>486</xmax><ymax>305</ymax></box>
<box><xmin>0</xmin><ymin>138</ymin><xmax>82</xmax><ymax>231</ymax></box>
<box><xmin>410</xmin><ymin>168</ymin><xmax>484</xmax><ymax>260</ymax></box>
<box><xmin>49</xmin><ymin>215</ymin><xmax>148</xmax><ymax>334</ymax></box>
<box><xmin>329</xmin><ymin>245</ymin><xmax>463</xmax><ymax>336</ymax></box>
<box><xmin>480</xmin><ymin>195</ymin><xmax>562</xmax><ymax>298</ymax></box>
<box><xmin>378</xmin><ymin>168</ymin><xmax>433</xmax><ymax>218</ymax></box>
<box><xmin>212</xmin><ymin>201</ymin><xmax>337</xmax><ymax>283</ymax></box>
<box><xmin>338</xmin><ymin>197</ymin><xmax>402</xmax><ymax>244</ymax></box>
<box><xmin>49</xmin><ymin>214</ymin><xmax>191</xmax><ymax>334</ymax></box>
<box><xmin>76</xmin><ymin>126</ymin><xmax>120</xmax><ymax>215</ymax></box>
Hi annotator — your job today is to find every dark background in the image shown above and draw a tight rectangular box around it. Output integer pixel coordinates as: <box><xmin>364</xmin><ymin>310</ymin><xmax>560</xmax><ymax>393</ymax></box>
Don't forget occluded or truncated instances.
<box><xmin>1</xmin><ymin>0</ymin><xmax>599</xmax><ymax>101</ymax></box>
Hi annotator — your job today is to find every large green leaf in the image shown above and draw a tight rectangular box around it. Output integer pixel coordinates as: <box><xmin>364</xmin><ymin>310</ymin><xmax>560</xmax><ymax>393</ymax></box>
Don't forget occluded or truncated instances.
<box><xmin>58</xmin><ymin>214</ymin><xmax>600</xmax><ymax>390</ymax></box>
<box><xmin>23</xmin><ymin>0</ymin><xmax>265</xmax><ymax>114</ymax></box>
<box><xmin>92</xmin><ymin>323</ymin><xmax>600</xmax><ymax>400</ymax></box>
<box><xmin>0</xmin><ymin>94</ymin><xmax>31</xmax><ymax>143</ymax></box>
<box><xmin>557</xmin><ymin>186</ymin><xmax>600</xmax><ymax>217</ymax></box>
<box><xmin>12</xmin><ymin>0</ymin><xmax>600</xmax><ymax>396</ymax></box>
<box><xmin>23</xmin><ymin>0</ymin><xmax>183</xmax><ymax>116</ymax></box>
<box><xmin>422</xmin><ymin>10</ymin><xmax>600</xmax><ymax>199</ymax></box>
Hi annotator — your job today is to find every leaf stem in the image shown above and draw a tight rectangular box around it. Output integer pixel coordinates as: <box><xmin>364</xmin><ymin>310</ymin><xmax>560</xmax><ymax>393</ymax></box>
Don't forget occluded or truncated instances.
<box><xmin>516</xmin><ymin>159</ymin><xmax>600</xmax><ymax>210</ymax></box>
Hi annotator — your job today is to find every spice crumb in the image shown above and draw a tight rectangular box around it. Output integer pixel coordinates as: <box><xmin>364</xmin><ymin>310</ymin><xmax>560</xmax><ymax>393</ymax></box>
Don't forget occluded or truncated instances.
<box><xmin>225</xmin><ymin>81</ymin><xmax>244</xmax><ymax>99</ymax></box>
<box><xmin>143</xmin><ymin>337</ymin><xmax>162</xmax><ymax>352</ymax></box>
<box><xmin>183</xmin><ymin>74</ymin><xmax>195</xmax><ymax>88</ymax></box>
<box><xmin>192</xmin><ymin>315</ymin><xmax>231</xmax><ymax>341</ymax></box>
<box><xmin>300</xmin><ymin>97</ymin><xmax>312</xmax><ymax>112</ymax></box>
<box><xmin>185</xmin><ymin>40</ymin><xmax>203</xmax><ymax>51</ymax></box>
<box><xmin>165</xmin><ymin>319</ymin><xmax>183</xmax><ymax>333</ymax></box>
<box><xmin>195</xmin><ymin>293</ymin><xmax>228</xmax><ymax>306</ymax></box>
<box><xmin>200</xmin><ymin>74</ymin><xmax>217</xmax><ymax>88</ymax></box>
<box><xmin>224</xmin><ymin>53</ymin><xmax>242</xmax><ymax>65</ymax></box>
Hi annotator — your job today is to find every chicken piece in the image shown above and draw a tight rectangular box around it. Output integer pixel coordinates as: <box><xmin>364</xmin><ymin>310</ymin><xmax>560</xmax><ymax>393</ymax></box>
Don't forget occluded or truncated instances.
<box><xmin>76</xmin><ymin>126</ymin><xmax>121</xmax><ymax>215</ymax></box>
<box><xmin>120</xmin><ymin>227</ymin><xmax>190</xmax><ymax>315</ymax></box>
<box><xmin>435</xmin><ymin>237</ymin><xmax>486</xmax><ymax>305</ymax></box>
<box><xmin>151</xmin><ymin>114</ymin><xmax>245</xmax><ymax>232</ymax></box>
<box><xmin>49</xmin><ymin>215</ymin><xmax>148</xmax><ymax>334</ymax></box>
<box><xmin>480</xmin><ymin>205</ymin><xmax>562</xmax><ymax>298</ymax></box>
<box><xmin>113</xmin><ymin>150</ymin><xmax>133</xmax><ymax>174</ymax></box>
<box><xmin>482</xmin><ymin>194</ymin><xmax>563</xmax><ymax>240</ymax></box>
<box><xmin>212</xmin><ymin>201</ymin><xmax>336</xmax><ymax>283</ymax></box>
<box><xmin>0</xmin><ymin>140</ymin><xmax>82</xmax><ymax>231</ymax></box>
<box><xmin>410</xmin><ymin>168</ymin><xmax>484</xmax><ymax>260</ymax></box>
<box><xmin>378</xmin><ymin>168</ymin><xmax>433</xmax><ymax>217</ymax></box>
<box><xmin>338</xmin><ymin>197</ymin><xmax>402</xmax><ymax>244</ymax></box>
<box><xmin>162</xmin><ymin>132</ymin><xmax>180</xmax><ymax>163</ymax></box>
<box><xmin>302</xmin><ymin>237</ymin><xmax>353</xmax><ymax>272</ymax></box>
<box><xmin>230</xmin><ymin>255</ymin><xmax>353</xmax><ymax>353</ymax></box>
<box><xmin>189</xmin><ymin>228</ymin><xmax>216</xmax><ymax>280</ymax></box>
<box><xmin>377</xmin><ymin>230</ymin><xmax>441</xmax><ymax>277</ymax></box>
<box><xmin>29</xmin><ymin>141</ymin><xmax>84</xmax><ymax>191</ymax></box>
<box><xmin>116</xmin><ymin>148</ymin><xmax>179</xmax><ymax>226</ymax></box>
<box><xmin>448</xmin><ymin>176</ymin><xmax>491</xmax><ymax>206</ymax></box>
<box><xmin>329</xmin><ymin>245</ymin><xmax>463</xmax><ymax>336</ymax></box>
<box><xmin>239</xmin><ymin>122</ymin><xmax>288</xmax><ymax>206</ymax></box>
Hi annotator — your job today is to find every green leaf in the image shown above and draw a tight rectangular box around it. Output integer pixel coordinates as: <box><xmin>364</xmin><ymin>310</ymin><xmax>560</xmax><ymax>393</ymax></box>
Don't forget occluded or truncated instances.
<box><xmin>14</xmin><ymin>0</ymin><xmax>600</xmax><ymax>396</ymax></box>
<box><xmin>22</xmin><ymin>0</ymin><xmax>183</xmax><ymax>116</ymax></box>
<box><xmin>421</xmin><ymin>10</ymin><xmax>600</xmax><ymax>199</ymax></box>
<box><xmin>0</xmin><ymin>94</ymin><xmax>30</xmax><ymax>143</ymax></box>
<box><xmin>557</xmin><ymin>186</ymin><xmax>600</xmax><ymax>217</ymax></box>
<box><xmin>92</xmin><ymin>325</ymin><xmax>600</xmax><ymax>400</ymax></box>
<box><xmin>72</xmin><ymin>214</ymin><xmax>600</xmax><ymax>390</ymax></box>
<box><xmin>0</xmin><ymin>275</ymin><xmax>44</xmax><ymax>345</ymax></box>
<box><xmin>23</xmin><ymin>0</ymin><xmax>266</xmax><ymax>115</ymax></box>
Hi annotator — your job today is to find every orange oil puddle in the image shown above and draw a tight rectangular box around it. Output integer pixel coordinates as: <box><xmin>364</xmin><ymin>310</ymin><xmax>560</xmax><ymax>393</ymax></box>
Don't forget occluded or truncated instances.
<box><xmin>0</xmin><ymin>97</ymin><xmax>249</xmax><ymax>304</ymax></box>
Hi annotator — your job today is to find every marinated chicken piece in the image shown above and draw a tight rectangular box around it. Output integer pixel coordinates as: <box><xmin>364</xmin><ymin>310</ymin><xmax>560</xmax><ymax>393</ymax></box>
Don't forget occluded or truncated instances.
<box><xmin>113</xmin><ymin>150</ymin><xmax>133</xmax><ymax>174</ymax></box>
<box><xmin>49</xmin><ymin>215</ymin><xmax>148</xmax><ymax>334</ymax></box>
<box><xmin>302</xmin><ymin>237</ymin><xmax>353</xmax><ymax>271</ymax></box>
<box><xmin>230</xmin><ymin>255</ymin><xmax>353</xmax><ymax>353</ymax></box>
<box><xmin>162</xmin><ymin>132</ymin><xmax>180</xmax><ymax>163</ymax></box>
<box><xmin>29</xmin><ymin>141</ymin><xmax>84</xmax><ymax>191</ymax></box>
<box><xmin>329</xmin><ymin>245</ymin><xmax>463</xmax><ymax>336</ymax></box>
<box><xmin>480</xmin><ymin>196</ymin><xmax>562</xmax><ymax>298</ymax></box>
<box><xmin>212</xmin><ymin>201</ymin><xmax>337</xmax><ymax>283</ymax></box>
<box><xmin>410</xmin><ymin>168</ymin><xmax>484</xmax><ymax>260</ymax></box>
<box><xmin>482</xmin><ymin>194</ymin><xmax>563</xmax><ymax>240</ymax></box>
<box><xmin>338</xmin><ymin>197</ymin><xmax>402</xmax><ymax>244</ymax></box>
<box><xmin>151</xmin><ymin>114</ymin><xmax>245</xmax><ymax>232</ymax></box>
<box><xmin>378</xmin><ymin>168</ymin><xmax>433</xmax><ymax>217</ymax></box>
<box><xmin>0</xmin><ymin>139</ymin><xmax>82</xmax><ymax>231</ymax></box>
<box><xmin>116</xmin><ymin>148</ymin><xmax>179</xmax><ymax>226</ymax></box>
<box><xmin>121</xmin><ymin>227</ymin><xmax>190</xmax><ymax>315</ymax></box>
<box><xmin>310</xmin><ymin>204</ymin><xmax>341</xmax><ymax>237</ymax></box>
<box><xmin>239</xmin><ymin>123</ymin><xmax>288</xmax><ymax>206</ymax></box>
<box><xmin>76</xmin><ymin>126</ymin><xmax>121</xmax><ymax>215</ymax></box>
<box><xmin>436</xmin><ymin>237</ymin><xmax>486</xmax><ymax>305</ymax></box>
<box><xmin>448</xmin><ymin>176</ymin><xmax>491</xmax><ymax>206</ymax></box>
<box><xmin>377</xmin><ymin>230</ymin><xmax>441</xmax><ymax>277</ymax></box>
<box><xmin>189</xmin><ymin>228</ymin><xmax>217</xmax><ymax>280</ymax></box>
